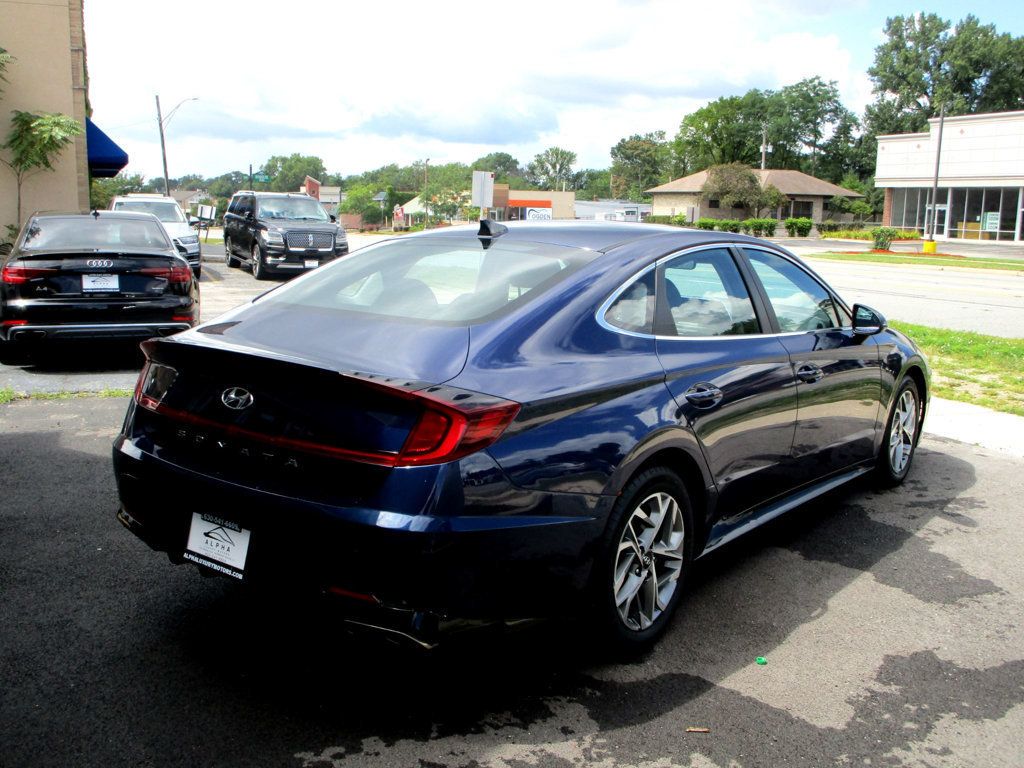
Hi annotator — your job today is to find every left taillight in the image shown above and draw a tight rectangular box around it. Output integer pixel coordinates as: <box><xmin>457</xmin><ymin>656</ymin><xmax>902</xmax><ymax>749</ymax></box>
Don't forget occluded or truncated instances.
<box><xmin>134</xmin><ymin>361</ymin><xmax>178</xmax><ymax>411</ymax></box>
<box><xmin>1</xmin><ymin>265</ymin><xmax>55</xmax><ymax>284</ymax></box>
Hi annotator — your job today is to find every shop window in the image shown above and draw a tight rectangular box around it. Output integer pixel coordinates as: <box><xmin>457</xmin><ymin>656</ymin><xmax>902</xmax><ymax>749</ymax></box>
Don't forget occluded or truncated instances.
<box><xmin>708</xmin><ymin>199</ymin><xmax>720</xmax><ymax>209</ymax></box>
<box><xmin>791</xmin><ymin>200</ymin><xmax>813</xmax><ymax>218</ymax></box>
<box><xmin>949</xmin><ymin>188</ymin><xmax>967</xmax><ymax>238</ymax></box>
<box><xmin>891</xmin><ymin>189</ymin><xmax>907</xmax><ymax>228</ymax></box>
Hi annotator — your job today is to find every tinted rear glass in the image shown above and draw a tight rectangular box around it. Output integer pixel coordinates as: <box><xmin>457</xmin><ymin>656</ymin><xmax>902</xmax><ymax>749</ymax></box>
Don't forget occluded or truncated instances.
<box><xmin>262</xmin><ymin>237</ymin><xmax>595</xmax><ymax>324</ymax></box>
<box><xmin>20</xmin><ymin>216</ymin><xmax>172</xmax><ymax>250</ymax></box>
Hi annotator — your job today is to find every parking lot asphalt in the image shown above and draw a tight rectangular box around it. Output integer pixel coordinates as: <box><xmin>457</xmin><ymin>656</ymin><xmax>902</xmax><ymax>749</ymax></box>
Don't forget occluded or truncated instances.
<box><xmin>1</xmin><ymin>396</ymin><xmax>1022</xmax><ymax>768</ymax></box>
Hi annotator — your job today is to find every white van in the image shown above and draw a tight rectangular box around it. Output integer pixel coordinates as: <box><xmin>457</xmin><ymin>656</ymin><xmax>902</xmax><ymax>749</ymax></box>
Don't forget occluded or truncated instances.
<box><xmin>110</xmin><ymin>194</ymin><xmax>201</xmax><ymax>276</ymax></box>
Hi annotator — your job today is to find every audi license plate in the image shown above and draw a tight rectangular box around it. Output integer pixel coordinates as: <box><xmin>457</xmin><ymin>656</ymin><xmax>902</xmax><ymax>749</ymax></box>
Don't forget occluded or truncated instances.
<box><xmin>82</xmin><ymin>274</ymin><xmax>119</xmax><ymax>292</ymax></box>
<box><xmin>304</xmin><ymin>259</ymin><xmax>319</xmax><ymax>268</ymax></box>
<box><xmin>183</xmin><ymin>513</ymin><xmax>251</xmax><ymax>579</ymax></box>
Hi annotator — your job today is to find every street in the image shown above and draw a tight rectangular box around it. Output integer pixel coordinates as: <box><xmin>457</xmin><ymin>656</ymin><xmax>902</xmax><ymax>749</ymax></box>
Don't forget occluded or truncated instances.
<box><xmin>1</xmin><ymin>397</ymin><xmax>1022</xmax><ymax>767</ymax></box>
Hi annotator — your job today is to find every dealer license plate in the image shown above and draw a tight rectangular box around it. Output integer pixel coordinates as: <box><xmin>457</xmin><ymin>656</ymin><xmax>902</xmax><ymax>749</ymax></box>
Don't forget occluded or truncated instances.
<box><xmin>304</xmin><ymin>259</ymin><xmax>319</xmax><ymax>268</ymax></box>
<box><xmin>82</xmin><ymin>274</ymin><xmax>119</xmax><ymax>292</ymax></box>
<box><xmin>183</xmin><ymin>512</ymin><xmax>251</xmax><ymax>579</ymax></box>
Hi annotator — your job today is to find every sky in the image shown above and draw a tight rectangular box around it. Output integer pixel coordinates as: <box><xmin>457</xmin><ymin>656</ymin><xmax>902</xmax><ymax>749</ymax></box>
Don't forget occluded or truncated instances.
<box><xmin>83</xmin><ymin>0</ymin><xmax>1024</xmax><ymax>182</ymax></box>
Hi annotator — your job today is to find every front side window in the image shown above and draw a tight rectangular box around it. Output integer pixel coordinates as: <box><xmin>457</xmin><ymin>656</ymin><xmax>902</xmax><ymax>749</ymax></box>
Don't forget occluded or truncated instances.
<box><xmin>744</xmin><ymin>249</ymin><xmax>839</xmax><ymax>332</ymax></box>
<box><xmin>660</xmin><ymin>248</ymin><xmax>759</xmax><ymax>337</ymax></box>
<box><xmin>264</xmin><ymin>238</ymin><xmax>595</xmax><ymax>324</ymax></box>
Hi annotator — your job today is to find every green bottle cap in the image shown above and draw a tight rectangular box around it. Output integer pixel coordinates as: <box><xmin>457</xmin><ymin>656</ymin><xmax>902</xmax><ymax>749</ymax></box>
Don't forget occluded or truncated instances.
<box><xmin>756</xmin><ymin>656</ymin><xmax>767</xmax><ymax>665</ymax></box>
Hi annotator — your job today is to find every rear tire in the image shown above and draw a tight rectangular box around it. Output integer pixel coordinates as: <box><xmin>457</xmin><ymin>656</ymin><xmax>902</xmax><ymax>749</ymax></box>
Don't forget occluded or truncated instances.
<box><xmin>590</xmin><ymin>466</ymin><xmax>693</xmax><ymax>653</ymax></box>
<box><xmin>252</xmin><ymin>243</ymin><xmax>269</xmax><ymax>281</ymax></box>
<box><xmin>224</xmin><ymin>237</ymin><xmax>239</xmax><ymax>268</ymax></box>
<box><xmin>876</xmin><ymin>377</ymin><xmax>922</xmax><ymax>487</ymax></box>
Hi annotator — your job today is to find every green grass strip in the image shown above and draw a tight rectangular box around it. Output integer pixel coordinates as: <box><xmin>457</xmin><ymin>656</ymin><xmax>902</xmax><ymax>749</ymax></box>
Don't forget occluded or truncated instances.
<box><xmin>806</xmin><ymin>251</ymin><xmax>1024</xmax><ymax>272</ymax></box>
<box><xmin>892</xmin><ymin>321</ymin><xmax>1024</xmax><ymax>417</ymax></box>
<box><xmin>0</xmin><ymin>388</ymin><xmax>133</xmax><ymax>404</ymax></box>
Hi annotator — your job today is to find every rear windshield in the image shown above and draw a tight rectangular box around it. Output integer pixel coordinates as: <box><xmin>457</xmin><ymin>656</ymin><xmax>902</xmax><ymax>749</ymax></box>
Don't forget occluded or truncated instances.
<box><xmin>20</xmin><ymin>216</ymin><xmax>172</xmax><ymax>250</ymax></box>
<box><xmin>112</xmin><ymin>200</ymin><xmax>185</xmax><ymax>223</ymax></box>
<box><xmin>256</xmin><ymin>197</ymin><xmax>328</xmax><ymax>221</ymax></box>
<box><xmin>263</xmin><ymin>237</ymin><xmax>595</xmax><ymax>324</ymax></box>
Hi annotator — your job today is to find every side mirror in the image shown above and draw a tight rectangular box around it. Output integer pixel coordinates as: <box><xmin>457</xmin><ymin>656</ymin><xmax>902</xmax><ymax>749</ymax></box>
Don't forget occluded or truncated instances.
<box><xmin>852</xmin><ymin>303</ymin><xmax>886</xmax><ymax>335</ymax></box>
<box><xmin>245</xmin><ymin>210</ymin><xmax>255</xmax><ymax>221</ymax></box>
<box><xmin>329</xmin><ymin>214</ymin><xmax>337</xmax><ymax>223</ymax></box>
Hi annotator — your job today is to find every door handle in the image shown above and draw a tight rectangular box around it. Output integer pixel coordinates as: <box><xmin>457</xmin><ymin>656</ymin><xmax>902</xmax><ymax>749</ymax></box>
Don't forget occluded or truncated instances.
<box><xmin>796</xmin><ymin>363</ymin><xmax>824</xmax><ymax>383</ymax></box>
<box><xmin>684</xmin><ymin>383</ymin><xmax>724</xmax><ymax>408</ymax></box>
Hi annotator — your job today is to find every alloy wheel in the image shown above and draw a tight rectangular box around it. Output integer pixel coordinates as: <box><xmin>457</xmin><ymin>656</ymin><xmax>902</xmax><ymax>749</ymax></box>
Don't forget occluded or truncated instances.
<box><xmin>889</xmin><ymin>388</ymin><xmax>918</xmax><ymax>474</ymax></box>
<box><xmin>613</xmin><ymin>491</ymin><xmax>685</xmax><ymax>632</ymax></box>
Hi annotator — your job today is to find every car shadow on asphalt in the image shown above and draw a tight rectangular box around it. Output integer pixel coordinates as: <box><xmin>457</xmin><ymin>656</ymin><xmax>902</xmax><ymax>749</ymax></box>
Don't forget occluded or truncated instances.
<box><xmin>4</xmin><ymin>425</ymin><xmax>1020</xmax><ymax>767</ymax></box>
<box><xmin>0</xmin><ymin>340</ymin><xmax>144</xmax><ymax>375</ymax></box>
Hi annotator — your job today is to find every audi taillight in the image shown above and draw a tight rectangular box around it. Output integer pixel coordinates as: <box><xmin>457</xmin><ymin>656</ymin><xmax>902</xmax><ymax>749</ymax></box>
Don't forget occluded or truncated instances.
<box><xmin>140</xmin><ymin>265</ymin><xmax>192</xmax><ymax>284</ymax></box>
<box><xmin>2</xmin><ymin>265</ymin><xmax>55</xmax><ymax>284</ymax></box>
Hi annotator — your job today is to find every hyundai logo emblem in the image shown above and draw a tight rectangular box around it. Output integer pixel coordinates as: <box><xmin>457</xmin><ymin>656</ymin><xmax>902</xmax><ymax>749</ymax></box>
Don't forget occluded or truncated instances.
<box><xmin>87</xmin><ymin>259</ymin><xmax>114</xmax><ymax>268</ymax></box>
<box><xmin>221</xmin><ymin>387</ymin><xmax>254</xmax><ymax>410</ymax></box>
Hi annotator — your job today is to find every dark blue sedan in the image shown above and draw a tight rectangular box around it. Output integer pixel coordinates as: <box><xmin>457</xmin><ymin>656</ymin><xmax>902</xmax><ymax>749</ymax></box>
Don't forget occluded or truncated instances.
<box><xmin>113</xmin><ymin>220</ymin><xmax>929</xmax><ymax>650</ymax></box>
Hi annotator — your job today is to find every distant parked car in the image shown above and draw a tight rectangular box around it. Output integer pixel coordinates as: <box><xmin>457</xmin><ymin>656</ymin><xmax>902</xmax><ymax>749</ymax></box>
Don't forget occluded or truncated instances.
<box><xmin>110</xmin><ymin>194</ymin><xmax>202</xmax><ymax>277</ymax></box>
<box><xmin>0</xmin><ymin>211</ymin><xmax>199</xmax><ymax>345</ymax></box>
<box><xmin>113</xmin><ymin>220</ymin><xmax>928</xmax><ymax>650</ymax></box>
<box><xmin>223</xmin><ymin>191</ymin><xmax>349</xmax><ymax>280</ymax></box>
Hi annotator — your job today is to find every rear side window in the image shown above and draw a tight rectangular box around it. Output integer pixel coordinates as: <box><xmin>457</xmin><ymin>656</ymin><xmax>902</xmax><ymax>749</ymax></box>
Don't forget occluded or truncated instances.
<box><xmin>744</xmin><ymin>249</ymin><xmax>839</xmax><ymax>332</ymax></box>
<box><xmin>604</xmin><ymin>270</ymin><xmax>655</xmax><ymax>334</ymax></box>
<box><xmin>264</xmin><ymin>238</ymin><xmax>595</xmax><ymax>324</ymax></box>
<box><xmin>659</xmin><ymin>248</ymin><xmax>759</xmax><ymax>337</ymax></box>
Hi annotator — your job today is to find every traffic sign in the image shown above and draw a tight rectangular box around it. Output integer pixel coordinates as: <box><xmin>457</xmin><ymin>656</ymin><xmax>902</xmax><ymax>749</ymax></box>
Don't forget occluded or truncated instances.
<box><xmin>253</xmin><ymin>173</ymin><xmax>271</xmax><ymax>183</ymax></box>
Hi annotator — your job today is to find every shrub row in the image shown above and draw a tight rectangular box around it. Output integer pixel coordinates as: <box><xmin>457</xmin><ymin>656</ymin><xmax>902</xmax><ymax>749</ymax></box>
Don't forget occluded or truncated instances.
<box><xmin>647</xmin><ymin>214</ymin><xmax>690</xmax><ymax>226</ymax></box>
<box><xmin>783</xmin><ymin>217</ymin><xmax>814</xmax><ymax>237</ymax></box>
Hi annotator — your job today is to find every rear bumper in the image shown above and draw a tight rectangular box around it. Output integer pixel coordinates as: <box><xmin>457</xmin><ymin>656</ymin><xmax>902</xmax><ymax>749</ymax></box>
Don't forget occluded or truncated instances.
<box><xmin>3</xmin><ymin>321</ymin><xmax>191</xmax><ymax>341</ymax></box>
<box><xmin>112</xmin><ymin>431</ymin><xmax>605</xmax><ymax>636</ymax></box>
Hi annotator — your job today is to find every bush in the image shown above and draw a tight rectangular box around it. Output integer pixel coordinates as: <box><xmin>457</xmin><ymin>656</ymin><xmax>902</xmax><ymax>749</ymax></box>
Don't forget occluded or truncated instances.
<box><xmin>742</xmin><ymin>218</ymin><xmax>777</xmax><ymax>237</ymax></box>
<box><xmin>696</xmin><ymin>218</ymin><xmax>717</xmax><ymax>230</ymax></box>
<box><xmin>647</xmin><ymin>215</ymin><xmax>690</xmax><ymax>227</ymax></box>
<box><xmin>671</xmin><ymin>214</ymin><xmax>689</xmax><ymax>227</ymax></box>
<box><xmin>871</xmin><ymin>226</ymin><xmax>900</xmax><ymax>250</ymax></box>
<box><xmin>784</xmin><ymin>217</ymin><xmax>813</xmax><ymax>237</ymax></box>
<box><xmin>716</xmin><ymin>219</ymin><xmax>742</xmax><ymax>233</ymax></box>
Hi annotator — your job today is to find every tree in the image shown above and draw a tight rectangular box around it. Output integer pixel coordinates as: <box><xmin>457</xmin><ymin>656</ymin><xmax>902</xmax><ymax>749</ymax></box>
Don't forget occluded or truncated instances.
<box><xmin>526</xmin><ymin>147</ymin><xmax>576</xmax><ymax>189</ymax></box>
<box><xmin>779</xmin><ymin>77</ymin><xmax>852</xmax><ymax>175</ymax></box>
<box><xmin>90</xmin><ymin>172</ymin><xmax>146</xmax><ymax>209</ymax></box>
<box><xmin>673</xmin><ymin>92</ymin><xmax>767</xmax><ymax>173</ymax></box>
<box><xmin>2</xmin><ymin>110</ymin><xmax>82</xmax><ymax>228</ymax></box>
<box><xmin>574</xmin><ymin>169</ymin><xmax>612</xmax><ymax>201</ymax></box>
<box><xmin>866</xmin><ymin>13</ymin><xmax>1024</xmax><ymax>136</ymax></box>
<box><xmin>701</xmin><ymin>163</ymin><xmax>762</xmax><ymax>214</ymax></box>
<box><xmin>471</xmin><ymin>152</ymin><xmax>523</xmax><ymax>184</ymax></box>
<box><xmin>0</xmin><ymin>46</ymin><xmax>12</xmax><ymax>98</ymax></box>
<box><xmin>752</xmin><ymin>184</ymin><xmax>786</xmax><ymax>218</ymax></box>
<box><xmin>260</xmin><ymin>153</ymin><xmax>326</xmax><ymax>192</ymax></box>
<box><xmin>208</xmin><ymin>171</ymin><xmax>246</xmax><ymax>199</ymax></box>
<box><xmin>610</xmin><ymin>131</ymin><xmax>670</xmax><ymax>199</ymax></box>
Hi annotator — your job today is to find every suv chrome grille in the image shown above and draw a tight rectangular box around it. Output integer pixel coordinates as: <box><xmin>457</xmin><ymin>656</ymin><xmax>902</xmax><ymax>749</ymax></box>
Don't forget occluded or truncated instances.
<box><xmin>286</xmin><ymin>231</ymin><xmax>334</xmax><ymax>251</ymax></box>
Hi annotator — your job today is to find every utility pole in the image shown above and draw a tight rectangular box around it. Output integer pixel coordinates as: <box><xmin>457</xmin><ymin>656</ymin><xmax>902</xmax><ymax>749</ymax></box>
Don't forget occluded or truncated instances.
<box><xmin>156</xmin><ymin>95</ymin><xmax>170</xmax><ymax>197</ymax></box>
<box><xmin>926</xmin><ymin>104</ymin><xmax>947</xmax><ymax>244</ymax></box>
<box><xmin>760</xmin><ymin>123</ymin><xmax>768</xmax><ymax>170</ymax></box>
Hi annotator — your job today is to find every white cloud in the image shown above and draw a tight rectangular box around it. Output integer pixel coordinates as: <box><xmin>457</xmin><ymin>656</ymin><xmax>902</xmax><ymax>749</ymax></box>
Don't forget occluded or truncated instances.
<box><xmin>85</xmin><ymin>0</ymin><xmax>876</xmax><ymax>179</ymax></box>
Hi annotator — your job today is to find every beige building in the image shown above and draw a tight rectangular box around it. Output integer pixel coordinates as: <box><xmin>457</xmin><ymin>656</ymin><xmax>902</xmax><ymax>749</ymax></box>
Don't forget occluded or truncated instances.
<box><xmin>1</xmin><ymin>0</ymin><xmax>92</xmax><ymax>234</ymax></box>
<box><xmin>647</xmin><ymin>169</ymin><xmax>859</xmax><ymax>222</ymax></box>
<box><xmin>876</xmin><ymin>110</ymin><xmax>1024</xmax><ymax>241</ymax></box>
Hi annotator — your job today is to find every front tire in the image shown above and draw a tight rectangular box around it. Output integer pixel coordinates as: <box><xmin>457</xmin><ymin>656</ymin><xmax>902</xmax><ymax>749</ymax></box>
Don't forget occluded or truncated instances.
<box><xmin>252</xmin><ymin>242</ymin><xmax>269</xmax><ymax>281</ymax></box>
<box><xmin>876</xmin><ymin>377</ymin><xmax>922</xmax><ymax>487</ymax></box>
<box><xmin>591</xmin><ymin>466</ymin><xmax>693</xmax><ymax>652</ymax></box>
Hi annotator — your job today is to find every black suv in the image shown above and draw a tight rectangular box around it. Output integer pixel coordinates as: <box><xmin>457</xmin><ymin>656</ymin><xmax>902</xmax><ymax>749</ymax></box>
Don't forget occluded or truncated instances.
<box><xmin>223</xmin><ymin>192</ymin><xmax>349</xmax><ymax>280</ymax></box>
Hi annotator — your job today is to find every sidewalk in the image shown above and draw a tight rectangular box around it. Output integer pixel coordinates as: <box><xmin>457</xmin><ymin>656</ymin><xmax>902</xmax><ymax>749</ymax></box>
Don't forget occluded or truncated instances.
<box><xmin>926</xmin><ymin>397</ymin><xmax>1024</xmax><ymax>459</ymax></box>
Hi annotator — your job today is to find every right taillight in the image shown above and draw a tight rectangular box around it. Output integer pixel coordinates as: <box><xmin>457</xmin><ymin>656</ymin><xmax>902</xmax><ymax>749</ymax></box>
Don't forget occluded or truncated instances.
<box><xmin>397</xmin><ymin>397</ymin><xmax>520</xmax><ymax>466</ymax></box>
<box><xmin>140</xmin><ymin>265</ymin><xmax>191</xmax><ymax>284</ymax></box>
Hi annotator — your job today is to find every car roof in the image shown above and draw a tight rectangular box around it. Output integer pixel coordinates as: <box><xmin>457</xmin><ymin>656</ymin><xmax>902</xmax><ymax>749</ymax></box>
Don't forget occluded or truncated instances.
<box><xmin>401</xmin><ymin>220</ymin><xmax>764</xmax><ymax>253</ymax></box>
<box><xmin>31</xmin><ymin>210</ymin><xmax>165</xmax><ymax>222</ymax></box>
<box><xmin>233</xmin><ymin>191</ymin><xmax>315</xmax><ymax>199</ymax></box>
<box><xmin>111</xmin><ymin>194</ymin><xmax>179</xmax><ymax>202</ymax></box>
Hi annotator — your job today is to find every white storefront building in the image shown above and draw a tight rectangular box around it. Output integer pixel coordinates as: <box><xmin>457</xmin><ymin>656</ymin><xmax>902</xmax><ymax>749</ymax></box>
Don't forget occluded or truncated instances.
<box><xmin>876</xmin><ymin>110</ymin><xmax>1024</xmax><ymax>242</ymax></box>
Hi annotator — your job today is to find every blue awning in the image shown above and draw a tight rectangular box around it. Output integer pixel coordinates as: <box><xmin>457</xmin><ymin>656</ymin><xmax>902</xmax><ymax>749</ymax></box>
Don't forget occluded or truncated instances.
<box><xmin>86</xmin><ymin>118</ymin><xmax>129</xmax><ymax>178</ymax></box>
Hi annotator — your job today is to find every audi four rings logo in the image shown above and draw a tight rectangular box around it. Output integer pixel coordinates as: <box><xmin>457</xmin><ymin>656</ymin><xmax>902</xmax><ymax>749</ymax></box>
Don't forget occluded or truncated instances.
<box><xmin>221</xmin><ymin>387</ymin><xmax>254</xmax><ymax>410</ymax></box>
<box><xmin>87</xmin><ymin>259</ymin><xmax>114</xmax><ymax>268</ymax></box>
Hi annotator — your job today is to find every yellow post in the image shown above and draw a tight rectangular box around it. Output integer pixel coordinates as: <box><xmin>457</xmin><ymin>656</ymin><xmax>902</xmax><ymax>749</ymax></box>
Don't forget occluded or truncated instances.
<box><xmin>922</xmin><ymin>240</ymin><xmax>937</xmax><ymax>254</ymax></box>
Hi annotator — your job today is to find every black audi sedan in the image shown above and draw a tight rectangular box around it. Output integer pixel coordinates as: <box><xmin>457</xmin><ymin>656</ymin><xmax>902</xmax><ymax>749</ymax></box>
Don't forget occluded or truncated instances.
<box><xmin>113</xmin><ymin>221</ymin><xmax>928</xmax><ymax>650</ymax></box>
<box><xmin>0</xmin><ymin>211</ymin><xmax>199</xmax><ymax>345</ymax></box>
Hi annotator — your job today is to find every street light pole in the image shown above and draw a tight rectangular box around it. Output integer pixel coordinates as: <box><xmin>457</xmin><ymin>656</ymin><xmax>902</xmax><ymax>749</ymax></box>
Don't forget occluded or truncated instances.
<box><xmin>155</xmin><ymin>95</ymin><xmax>197</xmax><ymax>198</ymax></box>
<box><xmin>926</xmin><ymin>104</ymin><xmax>946</xmax><ymax>243</ymax></box>
<box><xmin>156</xmin><ymin>95</ymin><xmax>170</xmax><ymax>197</ymax></box>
